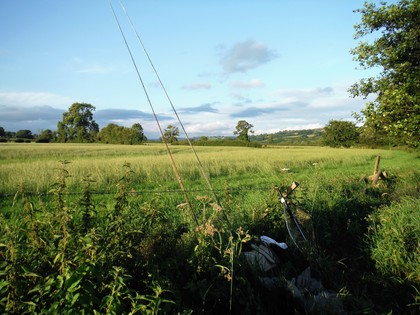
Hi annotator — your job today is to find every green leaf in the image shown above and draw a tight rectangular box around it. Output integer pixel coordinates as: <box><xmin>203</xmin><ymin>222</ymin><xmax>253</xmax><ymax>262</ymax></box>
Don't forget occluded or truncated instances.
<box><xmin>66</xmin><ymin>278</ymin><xmax>82</xmax><ymax>293</ymax></box>
<box><xmin>71</xmin><ymin>292</ymin><xmax>80</xmax><ymax>306</ymax></box>
<box><xmin>0</xmin><ymin>280</ymin><xmax>9</xmax><ymax>290</ymax></box>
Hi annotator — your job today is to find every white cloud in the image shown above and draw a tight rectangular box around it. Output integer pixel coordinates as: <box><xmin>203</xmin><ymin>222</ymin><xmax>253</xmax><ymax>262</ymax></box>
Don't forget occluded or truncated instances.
<box><xmin>184</xmin><ymin>121</ymin><xmax>232</xmax><ymax>136</ymax></box>
<box><xmin>231</xmin><ymin>79</ymin><xmax>264</xmax><ymax>89</ymax></box>
<box><xmin>220</xmin><ymin>40</ymin><xmax>277</xmax><ymax>74</ymax></box>
<box><xmin>181</xmin><ymin>83</ymin><xmax>212</xmax><ymax>90</ymax></box>
<box><xmin>0</xmin><ymin>91</ymin><xmax>72</xmax><ymax>107</ymax></box>
<box><xmin>273</xmin><ymin>86</ymin><xmax>334</xmax><ymax>101</ymax></box>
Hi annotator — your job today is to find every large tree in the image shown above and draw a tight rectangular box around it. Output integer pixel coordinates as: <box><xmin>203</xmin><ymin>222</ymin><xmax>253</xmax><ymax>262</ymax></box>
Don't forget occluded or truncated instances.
<box><xmin>322</xmin><ymin>120</ymin><xmax>359</xmax><ymax>148</ymax></box>
<box><xmin>57</xmin><ymin>103</ymin><xmax>99</xmax><ymax>143</ymax></box>
<box><xmin>349</xmin><ymin>0</ymin><xmax>419</xmax><ymax>147</ymax></box>
<box><xmin>98</xmin><ymin>123</ymin><xmax>123</xmax><ymax>144</ymax></box>
<box><xmin>130</xmin><ymin>123</ymin><xmax>146</xmax><ymax>144</ymax></box>
<box><xmin>162</xmin><ymin>124</ymin><xmax>179</xmax><ymax>143</ymax></box>
<box><xmin>234</xmin><ymin>120</ymin><xmax>254</xmax><ymax>142</ymax></box>
<box><xmin>16</xmin><ymin>129</ymin><xmax>34</xmax><ymax>139</ymax></box>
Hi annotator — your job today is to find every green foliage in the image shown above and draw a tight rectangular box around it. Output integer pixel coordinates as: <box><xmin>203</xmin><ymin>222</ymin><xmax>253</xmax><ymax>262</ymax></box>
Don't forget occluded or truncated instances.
<box><xmin>131</xmin><ymin>123</ymin><xmax>147</xmax><ymax>143</ymax></box>
<box><xmin>234</xmin><ymin>120</ymin><xmax>254</xmax><ymax>142</ymax></box>
<box><xmin>0</xmin><ymin>163</ymin><xmax>180</xmax><ymax>314</ymax></box>
<box><xmin>98</xmin><ymin>123</ymin><xmax>146</xmax><ymax>145</ymax></box>
<box><xmin>176</xmin><ymin>138</ymin><xmax>262</xmax><ymax>148</ymax></box>
<box><xmin>80</xmin><ymin>174</ymin><xmax>96</xmax><ymax>234</ymax></box>
<box><xmin>0</xmin><ymin>145</ymin><xmax>419</xmax><ymax>313</ymax></box>
<box><xmin>322</xmin><ymin>120</ymin><xmax>359</xmax><ymax>148</ymax></box>
<box><xmin>367</xmin><ymin>197</ymin><xmax>419</xmax><ymax>283</ymax></box>
<box><xmin>357</xmin><ymin>122</ymin><xmax>390</xmax><ymax>147</ymax></box>
<box><xmin>350</xmin><ymin>0</ymin><xmax>420</xmax><ymax>147</ymax></box>
<box><xmin>295</xmin><ymin>177</ymin><xmax>419</xmax><ymax>314</ymax></box>
<box><xmin>36</xmin><ymin>129</ymin><xmax>54</xmax><ymax>143</ymax></box>
<box><xmin>57</xmin><ymin>103</ymin><xmax>99</xmax><ymax>143</ymax></box>
<box><xmin>251</xmin><ymin>129</ymin><xmax>323</xmax><ymax>145</ymax></box>
<box><xmin>162</xmin><ymin>124</ymin><xmax>179</xmax><ymax>143</ymax></box>
<box><xmin>16</xmin><ymin>129</ymin><xmax>33</xmax><ymax>139</ymax></box>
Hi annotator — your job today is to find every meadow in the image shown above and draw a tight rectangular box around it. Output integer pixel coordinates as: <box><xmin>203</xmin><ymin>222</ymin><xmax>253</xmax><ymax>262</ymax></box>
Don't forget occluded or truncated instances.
<box><xmin>0</xmin><ymin>143</ymin><xmax>419</xmax><ymax>314</ymax></box>
<box><xmin>0</xmin><ymin>142</ymin><xmax>413</xmax><ymax>195</ymax></box>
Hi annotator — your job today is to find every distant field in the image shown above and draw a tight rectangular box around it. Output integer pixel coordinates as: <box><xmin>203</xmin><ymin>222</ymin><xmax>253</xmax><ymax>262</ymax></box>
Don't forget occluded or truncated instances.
<box><xmin>0</xmin><ymin>142</ymin><xmax>416</xmax><ymax>197</ymax></box>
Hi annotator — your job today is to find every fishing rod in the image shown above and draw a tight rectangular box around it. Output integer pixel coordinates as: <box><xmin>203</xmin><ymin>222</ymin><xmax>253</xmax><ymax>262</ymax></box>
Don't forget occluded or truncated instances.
<box><xmin>109</xmin><ymin>0</ymin><xmax>232</xmax><ymax>229</ymax></box>
<box><xmin>108</xmin><ymin>0</ymin><xmax>199</xmax><ymax>226</ymax></box>
<box><xmin>115</xmin><ymin>0</ymin><xmax>232</xmax><ymax>229</ymax></box>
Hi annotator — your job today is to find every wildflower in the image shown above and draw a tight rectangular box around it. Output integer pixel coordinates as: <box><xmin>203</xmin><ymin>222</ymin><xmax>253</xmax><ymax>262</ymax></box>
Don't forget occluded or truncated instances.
<box><xmin>196</xmin><ymin>195</ymin><xmax>212</xmax><ymax>203</ymax></box>
<box><xmin>212</xmin><ymin>203</ymin><xmax>223</xmax><ymax>212</ymax></box>
<box><xmin>224</xmin><ymin>248</ymin><xmax>233</xmax><ymax>256</ymax></box>
<box><xmin>196</xmin><ymin>221</ymin><xmax>218</xmax><ymax>236</ymax></box>
<box><xmin>176</xmin><ymin>202</ymin><xmax>189</xmax><ymax>210</ymax></box>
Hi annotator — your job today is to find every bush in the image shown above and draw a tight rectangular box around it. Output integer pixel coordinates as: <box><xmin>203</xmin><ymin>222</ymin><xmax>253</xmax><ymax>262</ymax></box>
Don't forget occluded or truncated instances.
<box><xmin>35</xmin><ymin>138</ymin><xmax>51</xmax><ymax>143</ymax></box>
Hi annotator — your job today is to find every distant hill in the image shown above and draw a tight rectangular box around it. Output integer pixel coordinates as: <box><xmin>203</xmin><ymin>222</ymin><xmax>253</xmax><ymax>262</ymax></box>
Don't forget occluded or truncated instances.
<box><xmin>172</xmin><ymin>128</ymin><xmax>324</xmax><ymax>146</ymax></box>
<box><xmin>250</xmin><ymin>128</ymin><xmax>323</xmax><ymax>145</ymax></box>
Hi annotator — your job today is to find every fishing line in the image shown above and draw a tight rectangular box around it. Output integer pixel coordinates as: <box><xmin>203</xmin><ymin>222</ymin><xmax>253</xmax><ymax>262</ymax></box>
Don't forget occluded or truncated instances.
<box><xmin>115</xmin><ymin>0</ymin><xmax>231</xmax><ymax>228</ymax></box>
<box><xmin>108</xmin><ymin>0</ymin><xmax>198</xmax><ymax>226</ymax></box>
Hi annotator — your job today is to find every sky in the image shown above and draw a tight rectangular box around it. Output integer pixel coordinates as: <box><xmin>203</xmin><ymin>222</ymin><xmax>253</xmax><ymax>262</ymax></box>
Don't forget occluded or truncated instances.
<box><xmin>0</xmin><ymin>0</ymin><xmax>383</xmax><ymax>139</ymax></box>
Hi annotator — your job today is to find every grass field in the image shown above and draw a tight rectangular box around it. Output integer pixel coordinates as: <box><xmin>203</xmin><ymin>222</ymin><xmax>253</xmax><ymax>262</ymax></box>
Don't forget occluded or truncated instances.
<box><xmin>0</xmin><ymin>143</ymin><xmax>419</xmax><ymax>314</ymax></box>
<box><xmin>0</xmin><ymin>142</ymin><xmax>415</xmax><ymax>195</ymax></box>
<box><xmin>1</xmin><ymin>142</ymin><xmax>415</xmax><ymax>220</ymax></box>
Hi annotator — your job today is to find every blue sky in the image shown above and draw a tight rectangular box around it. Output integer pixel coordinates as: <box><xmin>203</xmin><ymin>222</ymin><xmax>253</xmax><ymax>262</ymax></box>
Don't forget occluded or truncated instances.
<box><xmin>0</xmin><ymin>0</ymin><xmax>382</xmax><ymax>138</ymax></box>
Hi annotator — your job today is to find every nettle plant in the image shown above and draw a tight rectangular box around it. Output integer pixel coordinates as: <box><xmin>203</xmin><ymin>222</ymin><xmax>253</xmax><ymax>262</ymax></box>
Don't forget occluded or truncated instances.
<box><xmin>0</xmin><ymin>162</ymin><xmax>178</xmax><ymax>314</ymax></box>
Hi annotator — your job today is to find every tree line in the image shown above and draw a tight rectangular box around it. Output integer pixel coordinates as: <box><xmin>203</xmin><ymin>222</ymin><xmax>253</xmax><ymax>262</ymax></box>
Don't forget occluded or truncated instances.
<box><xmin>0</xmin><ymin>103</ymin><xmax>147</xmax><ymax>144</ymax></box>
<box><xmin>0</xmin><ymin>104</ymin><xmax>257</xmax><ymax>145</ymax></box>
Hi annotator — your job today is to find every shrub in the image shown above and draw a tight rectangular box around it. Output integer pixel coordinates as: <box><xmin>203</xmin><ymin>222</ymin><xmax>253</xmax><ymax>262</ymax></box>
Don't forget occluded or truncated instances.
<box><xmin>35</xmin><ymin>138</ymin><xmax>51</xmax><ymax>143</ymax></box>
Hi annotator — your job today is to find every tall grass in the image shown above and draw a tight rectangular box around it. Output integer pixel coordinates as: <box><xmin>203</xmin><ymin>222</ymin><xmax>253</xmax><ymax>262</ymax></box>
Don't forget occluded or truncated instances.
<box><xmin>368</xmin><ymin>197</ymin><xmax>420</xmax><ymax>282</ymax></box>
<box><xmin>0</xmin><ymin>143</ymin><xmax>410</xmax><ymax>196</ymax></box>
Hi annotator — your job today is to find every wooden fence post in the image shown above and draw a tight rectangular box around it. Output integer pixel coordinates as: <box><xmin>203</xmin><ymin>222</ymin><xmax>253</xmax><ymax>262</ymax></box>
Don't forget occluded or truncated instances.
<box><xmin>373</xmin><ymin>155</ymin><xmax>381</xmax><ymax>176</ymax></box>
